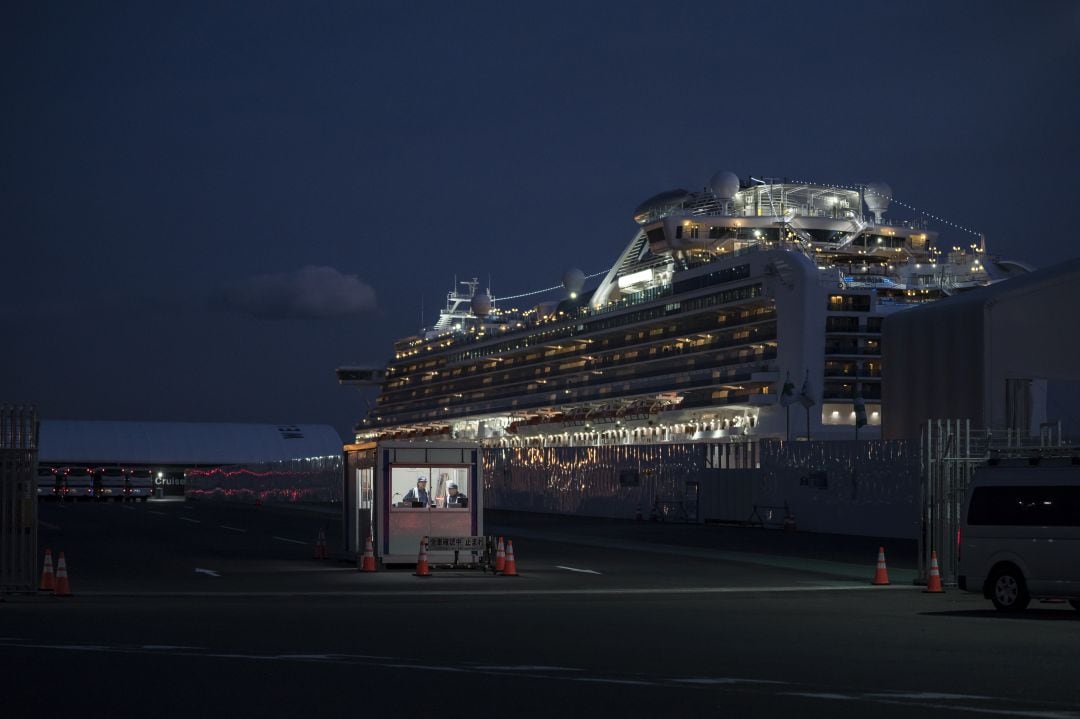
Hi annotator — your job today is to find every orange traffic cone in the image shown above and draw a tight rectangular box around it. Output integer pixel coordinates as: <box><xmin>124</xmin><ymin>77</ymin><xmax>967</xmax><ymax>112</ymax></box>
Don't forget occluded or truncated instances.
<box><xmin>871</xmin><ymin>546</ymin><xmax>890</xmax><ymax>586</ymax></box>
<box><xmin>53</xmin><ymin>551</ymin><xmax>73</xmax><ymax>597</ymax></box>
<box><xmin>39</xmin><ymin>549</ymin><xmax>55</xmax><ymax>592</ymax></box>
<box><xmin>359</xmin><ymin>533</ymin><xmax>377</xmax><ymax>572</ymax></box>
<box><xmin>924</xmin><ymin>550</ymin><xmax>945</xmax><ymax>593</ymax></box>
<box><xmin>414</xmin><ymin>537</ymin><xmax>431</xmax><ymax>577</ymax></box>
<box><xmin>502</xmin><ymin>540</ymin><xmax>519</xmax><ymax>577</ymax></box>
<box><xmin>494</xmin><ymin>536</ymin><xmax>506</xmax><ymax>572</ymax></box>
<box><xmin>314</xmin><ymin>529</ymin><xmax>327</xmax><ymax>560</ymax></box>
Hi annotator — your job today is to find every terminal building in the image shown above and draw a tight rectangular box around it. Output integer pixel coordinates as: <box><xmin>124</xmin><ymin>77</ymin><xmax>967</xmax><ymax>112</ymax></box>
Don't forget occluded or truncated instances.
<box><xmin>38</xmin><ymin>420</ymin><xmax>344</xmax><ymax>502</ymax></box>
<box><xmin>883</xmin><ymin>257</ymin><xmax>1080</xmax><ymax>442</ymax></box>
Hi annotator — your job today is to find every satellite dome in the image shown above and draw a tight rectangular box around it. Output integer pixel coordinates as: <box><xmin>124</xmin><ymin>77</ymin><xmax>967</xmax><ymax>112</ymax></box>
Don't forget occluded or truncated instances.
<box><xmin>864</xmin><ymin>181</ymin><xmax>893</xmax><ymax>212</ymax></box>
<box><xmin>470</xmin><ymin>292</ymin><xmax>491</xmax><ymax>317</ymax></box>
<box><xmin>709</xmin><ymin>171</ymin><xmax>740</xmax><ymax>200</ymax></box>
<box><xmin>562</xmin><ymin>268</ymin><xmax>585</xmax><ymax>295</ymax></box>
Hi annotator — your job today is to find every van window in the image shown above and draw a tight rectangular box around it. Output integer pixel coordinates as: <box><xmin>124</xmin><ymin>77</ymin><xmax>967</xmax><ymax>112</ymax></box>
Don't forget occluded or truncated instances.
<box><xmin>968</xmin><ymin>486</ymin><xmax>1080</xmax><ymax>527</ymax></box>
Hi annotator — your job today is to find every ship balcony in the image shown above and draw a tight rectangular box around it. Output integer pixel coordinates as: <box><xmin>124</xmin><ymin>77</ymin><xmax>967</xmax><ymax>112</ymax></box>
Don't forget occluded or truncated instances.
<box><xmin>823</xmin><ymin>383</ymin><xmax>882</xmax><ymax>401</ymax></box>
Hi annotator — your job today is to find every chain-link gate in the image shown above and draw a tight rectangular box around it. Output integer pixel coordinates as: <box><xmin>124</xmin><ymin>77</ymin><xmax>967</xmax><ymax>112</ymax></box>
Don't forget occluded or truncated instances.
<box><xmin>1</xmin><ymin>405</ymin><xmax>39</xmax><ymax>594</ymax></box>
<box><xmin>920</xmin><ymin>418</ymin><xmax>1076</xmax><ymax>586</ymax></box>
<box><xmin>919</xmin><ymin>419</ymin><xmax>979</xmax><ymax>586</ymax></box>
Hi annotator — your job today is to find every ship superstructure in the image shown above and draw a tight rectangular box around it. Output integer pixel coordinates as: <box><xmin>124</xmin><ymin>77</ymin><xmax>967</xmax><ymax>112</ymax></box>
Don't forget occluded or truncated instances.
<box><xmin>355</xmin><ymin>172</ymin><xmax>1008</xmax><ymax>447</ymax></box>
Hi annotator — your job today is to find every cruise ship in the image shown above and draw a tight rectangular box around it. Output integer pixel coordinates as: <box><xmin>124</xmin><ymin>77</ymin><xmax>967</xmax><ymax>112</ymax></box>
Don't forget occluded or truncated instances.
<box><xmin>345</xmin><ymin>172</ymin><xmax>1012</xmax><ymax>448</ymax></box>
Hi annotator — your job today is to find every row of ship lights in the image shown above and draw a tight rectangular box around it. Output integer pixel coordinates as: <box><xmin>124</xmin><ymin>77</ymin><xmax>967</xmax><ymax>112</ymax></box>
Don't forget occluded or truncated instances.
<box><xmin>394</xmin><ymin>185</ymin><xmax>985</xmax><ymax>363</ymax></box>
<box><xmin>500</xmin><ymin>417</ymin><xmax>758</xmax><ymax>443</ymax></box>
<box><xmin>395</xmin><ymin>295</ymin><xmax>635</xmax><ymax>361</ymax></box>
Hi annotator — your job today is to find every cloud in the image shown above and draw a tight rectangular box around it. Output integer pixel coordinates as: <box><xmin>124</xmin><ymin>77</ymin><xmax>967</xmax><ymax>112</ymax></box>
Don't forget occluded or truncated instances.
<box><xmin>220</xmin><ymin>266</ymin><xmax>377</xmax><ymax>320</ymax></box>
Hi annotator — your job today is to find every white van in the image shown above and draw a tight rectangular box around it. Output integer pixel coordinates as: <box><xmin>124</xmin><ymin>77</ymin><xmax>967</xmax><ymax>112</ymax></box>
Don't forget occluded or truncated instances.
<box><xmin>958</xmin><ymin>463</ymin><xmax>1080</xmax><ymax>612</ymax></box>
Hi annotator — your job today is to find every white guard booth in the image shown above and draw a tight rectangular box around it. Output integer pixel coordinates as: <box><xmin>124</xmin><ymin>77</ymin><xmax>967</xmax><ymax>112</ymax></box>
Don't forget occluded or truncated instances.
<box><xmin>343</xmin><ymin>441</ymin><xmax>483</xmax><ymax>566</ymax></box>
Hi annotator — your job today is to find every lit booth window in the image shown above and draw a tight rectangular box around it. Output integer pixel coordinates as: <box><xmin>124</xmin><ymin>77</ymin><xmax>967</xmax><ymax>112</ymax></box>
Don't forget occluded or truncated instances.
<box><xmin>343</xmin><ymin>441</ymin><xmax>483</xmax><ymax>566</ymax></box>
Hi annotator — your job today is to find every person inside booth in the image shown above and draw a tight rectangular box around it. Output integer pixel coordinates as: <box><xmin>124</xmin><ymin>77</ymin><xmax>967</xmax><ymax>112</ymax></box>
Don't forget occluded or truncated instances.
<box><xmin>402</xmin><ymin>477</ymin><xmax>433</xmax><ymax>507</ymax></box>
<box><xmin>444</xmin><ymin>480</ymin><xmax>467</xmax><ymax>508</ymax></box>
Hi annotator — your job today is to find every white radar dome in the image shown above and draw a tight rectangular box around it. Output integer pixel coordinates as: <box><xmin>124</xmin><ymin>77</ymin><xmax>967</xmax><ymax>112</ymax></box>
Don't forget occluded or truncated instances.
<box><xmin>471</xmin><ymin>292</ymin><xmax>492</xmax><ymax>317</ymax></box>
<box><xmin>709</xmin><ymin>171</ymin><xmax>740</xmax><ymax>200</ymax></box>
<box><xmin>562</xmin><ymin>268</ymin><xmax>586</xmax><ymax>295</ymax></box>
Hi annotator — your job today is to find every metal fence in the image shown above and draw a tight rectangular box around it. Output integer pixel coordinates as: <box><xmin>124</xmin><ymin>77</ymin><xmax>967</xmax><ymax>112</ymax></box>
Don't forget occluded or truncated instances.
<box><xmin>760</xmin><ymin>438</ymin><xmax>920</xmax><ymax>539</ymax></box>
<box><xmin>1</xmin><ymin>406</ymin><xmax>38</xmax><ymax>593</ymax></box>
<box><xmin>184</xmin><ymin>456</ymin><xmax>343</xmax><ymax>503</ymax></box>
<box><xmin>919</xmin><ymin>418</ymin><xmax>1078</xmax><ymax>586</ymax></box>
<box><xmin>483</xmin><ymin>444</ymin><xmax>709</xmax><ymax>521</ymax></box>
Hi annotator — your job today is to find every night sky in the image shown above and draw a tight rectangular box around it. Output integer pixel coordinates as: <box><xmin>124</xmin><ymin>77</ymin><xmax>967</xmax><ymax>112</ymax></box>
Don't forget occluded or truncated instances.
<box><xmin>4</xmin><ymin>2</ymin><xmax>1079</xmax><ymax>439</ymax></box>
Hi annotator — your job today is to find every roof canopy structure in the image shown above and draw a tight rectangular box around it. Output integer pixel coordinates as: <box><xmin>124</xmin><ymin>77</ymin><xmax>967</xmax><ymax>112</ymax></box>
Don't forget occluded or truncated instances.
<box><xmin>38</xmin><ymin>420</ymin><xmax>344</xmax><ymax>466</ymax></box>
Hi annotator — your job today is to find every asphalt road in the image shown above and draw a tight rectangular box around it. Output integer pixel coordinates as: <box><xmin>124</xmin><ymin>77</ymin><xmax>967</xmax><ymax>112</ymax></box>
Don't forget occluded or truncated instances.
<box><xmin>2</xmin><ymin>500</ymin><xmax>1077</xmax><ymax>718</ymax></box>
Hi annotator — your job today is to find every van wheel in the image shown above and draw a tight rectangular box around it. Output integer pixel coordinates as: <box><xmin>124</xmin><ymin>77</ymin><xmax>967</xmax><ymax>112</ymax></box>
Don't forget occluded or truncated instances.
<box><xmin>1070</xmin><ymin>600</ymin><xmax>1080</xmax><ymax>611</ymax></box>
<box><xmin>990</xmin><ymin>567</ymin><xmax>1030</xmax><ymax>612</ymax></box>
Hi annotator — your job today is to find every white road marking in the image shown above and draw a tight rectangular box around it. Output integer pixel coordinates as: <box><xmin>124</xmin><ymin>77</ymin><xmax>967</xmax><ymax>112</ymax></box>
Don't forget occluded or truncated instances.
<box><xmin>149</xmin><ymin>511</ymin><xmax>166</xmax><ymax>516</ymax></box>
<box><xmin>273</xmin><ymin>536</ymin><xmax>307</xmax><ymax>545</ymax></box>
<box><xmin>474</xmin><ymin>665</ymin><xmax>581</xmax><ymax>672</ymax></box>
<box><xmin>180</xmin><ymin>517</ymin><xmax>201</xmax><ymax>524</ymax></box>
<box><xmin>785</xmin><ymin>692</ymin><xmax>857</xmax><ymax>701</ymax></box>
<box><xmin>865</xmin><ymin>692</ymin><xmax>993</xmax><ymax>701</ymax></box>
<box><xmin>571</xmin><ymin>676</ymin><xmax>656</xmax><ymax>686</ymax></box>
<box><xmin>220</xmin><ymin>525</ymin><xmax>247</xmax><ymax>533</ymax></box>
<box><xmin>674</xmin><ymin>677</ymin><xmax>787</xmax><ymax>685</ymax></box>
<box><xmin>556</xmin><ymin>565</ymin><xmax>601</xmax><ymax>575</ymax></box>
<box><xmin>786</xmin><ymin>692</ymin><xmax>1080</xmax><ymax>718</ymax></box>
<box><xmin>39</xmin><ymin>520</ymin><xmax>61</xmax><ymax>530</ymax></box>
<box><xmin>142</xmin><ymin>645</ymin><xmax>204</xmax><ymax>650</ymax></box>
<box><xmin>194</xmin><ymin>568</ymin><xmax>220</xmax><ymax>577</ymax></box>
<box><xmin>77</xmin><ymin>584</ymin><xmax>911</xmax><ymax>598</ymax></box>
<box><xmin>122</xmin><ymin>506</ymin><xmax>135</xmax><ymax>511</ymax></box>
<box><xmin>3</xmin><ymin>641</ymin><xmax>1079</xmax><ymax>718</ymax></box>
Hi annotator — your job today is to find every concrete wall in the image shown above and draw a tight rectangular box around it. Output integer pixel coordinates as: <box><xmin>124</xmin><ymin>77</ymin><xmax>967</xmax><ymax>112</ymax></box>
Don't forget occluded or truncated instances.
<box><xmin>985</xmin><ymin>277</ymin><xmax>1080</xmax><ymax>430</ymax></box>
<box><xmin>882</xmin><ymin>297</ymin><xmax>985</xmax><ymax>440</ymax></box>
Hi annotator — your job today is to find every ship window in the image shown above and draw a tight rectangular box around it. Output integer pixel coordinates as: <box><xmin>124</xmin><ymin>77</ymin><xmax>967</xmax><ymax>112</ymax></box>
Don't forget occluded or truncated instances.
<box><xmin>827</xmin><ymin>294</ymin><xmax>871</xmax><ymax>312</ymax></box>
<box><xmin>826</xmin><ymin>316</ymin><xmax>860</xmax><ymax>332</ymax></box>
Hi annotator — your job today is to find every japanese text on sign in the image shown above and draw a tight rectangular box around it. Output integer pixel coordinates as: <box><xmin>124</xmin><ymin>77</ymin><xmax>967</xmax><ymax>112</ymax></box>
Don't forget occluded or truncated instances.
<box><xmin>427</xmin><ymin>536</ymin><xmax>485</xmax><ymax>550</ymax></box>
